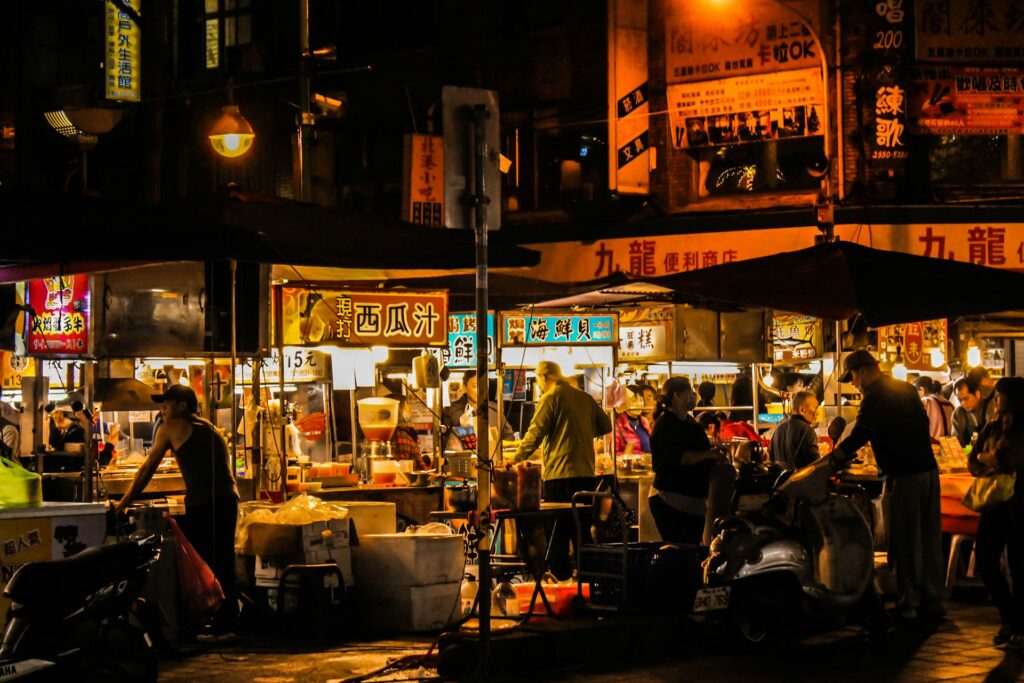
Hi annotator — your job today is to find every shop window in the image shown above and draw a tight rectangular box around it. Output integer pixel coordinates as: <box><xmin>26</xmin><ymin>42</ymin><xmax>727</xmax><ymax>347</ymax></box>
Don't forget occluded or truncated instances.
<box><xmin>204</xmin><ymin>0</ymin><xmax>252</xmax><ymax>70</ymax></box>
<box><xmin>501</xmin><ymin>121</ymin><xmax>608</xmax><ymax>215</ymax></box>
<box><xmin>913</xmin><ymin>134</ymin><xmax>1024</xmax><ymax>198</ymax></box>
<box><xmin>690</xmin><ymin>135</ymin><xmax>827</xmax><ymax>198</ymax></box>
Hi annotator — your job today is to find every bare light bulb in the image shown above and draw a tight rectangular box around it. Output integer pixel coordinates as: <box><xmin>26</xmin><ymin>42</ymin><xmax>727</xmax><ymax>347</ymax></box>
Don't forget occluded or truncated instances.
<box><xmin>967</xmin><ymin>340</ymin><xmax>982</xmax><ymax>367</ymax></box>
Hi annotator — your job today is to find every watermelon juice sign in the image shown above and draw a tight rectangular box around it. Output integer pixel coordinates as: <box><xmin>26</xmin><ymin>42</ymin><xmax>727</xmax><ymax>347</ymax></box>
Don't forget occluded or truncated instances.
<box><xmin>27</xmin><ymin>275</ymin><xmax>90</xmax><ymax>356</ymax></box>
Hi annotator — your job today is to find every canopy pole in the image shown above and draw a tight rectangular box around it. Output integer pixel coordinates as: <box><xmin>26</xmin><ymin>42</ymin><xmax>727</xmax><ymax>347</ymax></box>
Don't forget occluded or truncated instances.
<box><xmin>471</xmin><ymin>102</ymin><xmax>492</xmax><ymax>680</ymax></box>
<box><xmin>834</xmin><ymin>320</ymin><xmax>842</xmax><ymax>416</ymax></box>
<box><xmin>230</xmin><ymin>259</ymin><xmax>238</xmax><ymax>468</ymax></box>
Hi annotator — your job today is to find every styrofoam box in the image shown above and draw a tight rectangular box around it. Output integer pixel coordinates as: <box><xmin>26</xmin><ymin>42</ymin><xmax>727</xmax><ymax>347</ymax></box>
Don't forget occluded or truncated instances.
<box><xmin>255</xmin><ymin>547</ymin><xmax>353</xmax><ymax>588</ymax></box>
<box><xmin>340</xmin><ymin>502</ymin><xmax>397</xmax><ymax>537</ymax></box>
<box><xmin>358</xmin><ymin>581</ymin><xmax>460</xmax><ymax>632</ymax></box>
<box><xmin>352</xmin><ymin>533</ymin><xmax>464</xmax><ymax>587</ymax></box>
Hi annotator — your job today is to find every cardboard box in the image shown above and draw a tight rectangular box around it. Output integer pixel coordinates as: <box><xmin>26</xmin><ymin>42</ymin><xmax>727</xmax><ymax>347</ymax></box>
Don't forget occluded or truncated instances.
<box><xmin>248</xmin><ymin>518</ymin><xmax>350</xmax><ymax>556</ymax></box>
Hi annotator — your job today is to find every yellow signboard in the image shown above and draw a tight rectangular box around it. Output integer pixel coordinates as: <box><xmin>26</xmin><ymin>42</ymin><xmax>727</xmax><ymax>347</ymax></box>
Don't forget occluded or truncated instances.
<box><xmin>105</xmin><ymin>0</ymin><xmax>141</xmax><ymax>102</ymax></box>
<box><xmin>0</xmin><ymin>353</ymin><xmax>34</xmax><ymax>391</ymax></box>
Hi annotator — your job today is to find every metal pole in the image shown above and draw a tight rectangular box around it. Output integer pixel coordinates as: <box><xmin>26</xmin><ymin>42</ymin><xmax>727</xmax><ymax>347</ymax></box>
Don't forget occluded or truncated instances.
<box><xmin>471</xmin><ymin>103</ymin><xmax>492</xmax><ymax>679</ymax></box>
<box><xmin>274</xmin><ymin>286</ymin><xmax>288</xmax><ymax>501</ymax></box>
<box><xmin>82</xmin><ymin>363</ymin><xmax>94</xmax><ymax>503</ymax></box>
<box><xmin>834</xmin><ymin>320</ymin><xmax>842</xmax><ymax>417</ymax></box>
<box><xmin>230</xmin><ymin>259</ymin><xmax>238</xmax><ymax>466</ymax></box>
<box><xmin>297</xmin><ymin>0</ymin><xmax>313</xmax><ymax>202</ymax></box>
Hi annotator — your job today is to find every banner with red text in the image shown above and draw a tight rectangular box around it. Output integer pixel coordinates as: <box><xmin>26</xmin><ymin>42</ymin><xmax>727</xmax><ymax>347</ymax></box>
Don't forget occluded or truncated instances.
<box><xmin>26</xmin><ymin>274</ymin><xmax>90</xmax><ymax>357</ymax></box>
<box><xmin>523</xmin><ymin>223</ymin><xmax>1024</xmax><ymax>284</ymax></box>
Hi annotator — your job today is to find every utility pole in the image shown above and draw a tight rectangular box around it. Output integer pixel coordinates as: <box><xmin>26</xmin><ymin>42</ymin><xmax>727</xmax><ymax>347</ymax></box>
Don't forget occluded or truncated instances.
<box><xmin>297</xmin><ymin>0</ymin><xmax>313</xmax><ymax>202</ymax></box>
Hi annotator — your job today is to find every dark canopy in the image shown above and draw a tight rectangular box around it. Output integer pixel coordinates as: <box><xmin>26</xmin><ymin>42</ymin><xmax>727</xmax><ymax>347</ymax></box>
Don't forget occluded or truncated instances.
<box><xmin>329</xmin><ymin>272</ymin><xmax>640</xmax><ymax>311</ymax></box>
<box><xmin>0</xmin><ymin>189</ymin><xmax>538</xmax><ymax>281</ymax></box>
<box><xmin>650</xmin><ymin>240</ymin><xmax>1024</xmax><ymax>327</ymax></box>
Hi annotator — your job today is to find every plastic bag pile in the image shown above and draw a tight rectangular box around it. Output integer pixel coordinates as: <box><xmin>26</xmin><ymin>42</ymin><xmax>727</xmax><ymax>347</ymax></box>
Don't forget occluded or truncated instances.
<box><xmin>235</xmin><ymin>493</ymin><xmax>349</xmax><ymax>553</ymax></box>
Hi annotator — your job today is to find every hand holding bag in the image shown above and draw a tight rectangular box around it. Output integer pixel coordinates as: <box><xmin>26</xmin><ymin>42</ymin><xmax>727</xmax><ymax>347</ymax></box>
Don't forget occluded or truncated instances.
<box><xmin>168</xmin><ymin>517</ymin><xmax>225</xmax><ymax>624</ymax></box>
<box><xmin>962</xmin><ymin>472</ymin><xmax>1017</xmax><ymax>512</ymax></box>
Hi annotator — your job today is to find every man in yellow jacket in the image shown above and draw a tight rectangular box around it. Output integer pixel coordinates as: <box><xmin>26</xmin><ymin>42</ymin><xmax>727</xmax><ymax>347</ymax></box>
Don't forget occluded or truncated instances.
<box><xmin>515</xmin><ymin>360</ymin><xmax>613</xmax><ymax>579</ymax></box>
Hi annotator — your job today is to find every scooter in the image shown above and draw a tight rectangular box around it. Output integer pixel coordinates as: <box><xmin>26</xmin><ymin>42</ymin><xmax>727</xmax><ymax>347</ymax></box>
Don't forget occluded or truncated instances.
<box><xmin>694</xmin><ymin>425</ymin><xmax>878</xmax><ymax>645</ymax></box>
<box><xmin>0</xmin><ymin>534</ymin><xmax>163</xmax><ymax>682</ymax></box>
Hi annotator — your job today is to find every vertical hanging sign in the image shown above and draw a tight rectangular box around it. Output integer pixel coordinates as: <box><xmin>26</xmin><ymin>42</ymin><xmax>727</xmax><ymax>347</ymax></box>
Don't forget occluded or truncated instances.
<box><xmin>105</xmin><ymin>0</ymin><xmax>142</xmax><ymax>102</ymax></box>
<box><xmin>864</xmin><ymin>1</ymin><xmax>913</xmax><ymax>179</ymax></box>
<box><xmin>608</xmin><ymin>0</ymin><xmax>650</xmax><ymax>194</ymax></box>
<box><xmin>401</xmin><ymin>134</ymin><xmax>445</xmax><ymax>226</ymax></box>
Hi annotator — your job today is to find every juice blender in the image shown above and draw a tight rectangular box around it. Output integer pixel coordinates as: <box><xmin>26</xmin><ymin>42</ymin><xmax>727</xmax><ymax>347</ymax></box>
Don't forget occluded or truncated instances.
<box><xmin>356</xmin><ymin>397</ymin><xmax>399</xmax><ymax>483</ymax></box>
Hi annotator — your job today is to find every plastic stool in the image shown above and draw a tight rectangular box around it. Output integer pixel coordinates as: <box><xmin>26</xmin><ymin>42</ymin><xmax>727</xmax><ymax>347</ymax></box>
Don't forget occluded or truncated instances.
<box><xmin>276</xmin><ymin>563</ymin><xmax>346</xmax><ymax>642</ymax></box>
<box><xmin>946</xmin><ymin>534</ymin><xmax>979</xmax><ymax>590</ymax></box>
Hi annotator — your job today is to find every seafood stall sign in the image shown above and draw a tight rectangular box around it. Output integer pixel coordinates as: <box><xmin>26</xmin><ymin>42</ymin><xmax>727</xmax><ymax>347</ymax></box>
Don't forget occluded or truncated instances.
<box><xmin>501</xmin><ymin>313</ymin><xmax>617</xmax><ymax>347</ymax></box>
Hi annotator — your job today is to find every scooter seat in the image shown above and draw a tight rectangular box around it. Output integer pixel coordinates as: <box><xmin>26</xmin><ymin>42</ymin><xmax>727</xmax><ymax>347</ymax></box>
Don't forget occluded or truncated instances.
<box><xmin>4</xmin><ymin>540</ymin><xmax>147</xmax><ymax>611</ymax></box>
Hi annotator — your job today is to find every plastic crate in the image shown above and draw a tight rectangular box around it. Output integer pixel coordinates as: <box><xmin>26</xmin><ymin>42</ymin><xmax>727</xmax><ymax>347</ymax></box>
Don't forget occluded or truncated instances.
<box><xmin>580</xmin><ymin>542</ymin><xmax>704</xmax><ymax>609</ymax></box>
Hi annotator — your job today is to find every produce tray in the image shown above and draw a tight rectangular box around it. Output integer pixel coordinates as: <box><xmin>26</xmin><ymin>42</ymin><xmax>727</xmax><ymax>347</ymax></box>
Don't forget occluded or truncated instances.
<box><xmin>310</xmin><ymin>475</ymin><xmax>360</xmax><ymax>488</ymax></box>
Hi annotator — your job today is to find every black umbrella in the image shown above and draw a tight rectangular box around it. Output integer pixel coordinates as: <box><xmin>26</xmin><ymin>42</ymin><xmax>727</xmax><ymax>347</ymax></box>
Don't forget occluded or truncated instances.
<box><xmin>649</xmin><ymin>240</ymin><xmax>1024</xmax><ymax>327</ymax></box>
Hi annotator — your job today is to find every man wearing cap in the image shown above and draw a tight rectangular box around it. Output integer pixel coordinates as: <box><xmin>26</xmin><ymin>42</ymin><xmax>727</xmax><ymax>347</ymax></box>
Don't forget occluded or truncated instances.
<box><xmin>513</xmin><ymin>361</ymin><xmax>613</xmax><ymax>579</ymax></box>
<box><xmin>47</xmin><ymin>407</ymin><xmax>85</xmax><ymax>452</ymax></box>
<box><xmin>833</xmin><ymin>350</ymin><xmax>945</xmax><ymax>620</ymax></box>
<box><xmin>114</xmin><ymin>385</ymin><xmax>240</xmax><ymax>634</ymax></box>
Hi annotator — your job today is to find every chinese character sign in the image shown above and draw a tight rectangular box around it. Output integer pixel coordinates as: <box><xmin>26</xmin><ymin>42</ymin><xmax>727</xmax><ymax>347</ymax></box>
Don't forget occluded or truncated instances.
<box><xmin>667</xmin><ymin>68</ymin><xmax>824</xmax><ymax>149</ymax></box>
<box><xmin>916</xmin><ymin>0</ymin><xmax>1024</xmax><ymax>63</ymax></box>
<box><xmin>278</xmin><ymin>287</ymin><xmax>448</xmax><ymax>348</ymax></box>
<box><xmin>619</xmin><ymin>324</ymin><xmax>670</xmax><ymax>361</ymax></box>
<box><xmin>444</xmin><ymin>312</ymin><xmax>496</xmax><ymax>369</ymax></box>
<box><xmin>666</xmin><ymin>2</ymin><xmax>821</xmax><ymax>84</ymax></box>
<box><xmin>402</xmin><ymin>134</ymin><xmax>445</xmax><ymax>226</ymax></box>
<box><xmin>233</xmin><ymin>348</ymin><xmax>328</xmax><ymax>384</ymax></box>
<box><xmin>910</xmin><ymin>66</ymin><xmax>1024</xmax><ymax>135</ymax></box>
<box><xmin>26</xmin><ymin>275</ymin><xmax>90</xmax><ymax>357</ymax></box>
<box><xmin>877</xmin><ymin>319</ymin><xmax>948</xmax><ymax>371</ymax></box>
<box><xmin>105</xmin><ymin>0</ymin><xmax>141</xmax><ymax>102</ymax></box>
<box><xmin>771</xmin><ymin>314</ymin><xmax>822</xmax><ymax>362</ymax></box>
<box><xmin>501</xmin><ymin>313</ymin><xmax>617</xmax><ymax>346</ymax></box>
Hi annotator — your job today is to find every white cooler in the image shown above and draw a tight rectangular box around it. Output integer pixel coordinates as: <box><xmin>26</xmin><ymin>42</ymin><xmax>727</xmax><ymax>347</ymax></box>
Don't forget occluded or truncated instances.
<box><xmin>358</xmin><ymin>582</ymin><xmax>460</xmax><ymax>632</ymax></box>
<box><xmin>352</xmin><ymin>533</ymin><xmax>464</xmax><ymax>587</ymax></box>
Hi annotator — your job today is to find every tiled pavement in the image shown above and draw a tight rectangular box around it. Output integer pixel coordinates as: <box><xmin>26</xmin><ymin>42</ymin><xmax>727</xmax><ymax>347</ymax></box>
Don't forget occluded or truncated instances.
<box><xmin>539</xmin><ymin>602</ymin><xmax>1024</xmax><ymax>683</ymax></box>
<box><xmin>158</xmin><ymin>601</ymin><xmax>1023</xmax><ymax>682</ymax></box>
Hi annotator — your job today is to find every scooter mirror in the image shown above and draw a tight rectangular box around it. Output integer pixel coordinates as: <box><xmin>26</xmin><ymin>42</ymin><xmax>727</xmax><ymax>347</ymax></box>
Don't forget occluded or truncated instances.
<box><xmin>827</xmin><ymin>416</ymin><xmax>847</xmax><ymax>445</ymax></box>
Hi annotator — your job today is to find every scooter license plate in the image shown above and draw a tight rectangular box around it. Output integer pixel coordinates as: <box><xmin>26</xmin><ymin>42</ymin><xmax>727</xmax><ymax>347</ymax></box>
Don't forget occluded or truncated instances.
<box><xmin>693</xmin><ymin>586</ymin><xmax>731</xmax><ymax>612</ymax></box>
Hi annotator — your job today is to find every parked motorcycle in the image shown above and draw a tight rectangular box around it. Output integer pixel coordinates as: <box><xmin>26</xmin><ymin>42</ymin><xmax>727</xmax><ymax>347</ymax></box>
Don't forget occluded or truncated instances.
<box><xmin>0</xmin><ymin>534</ymin><xmax>163</xmax><ymax>682</ymax></box>
<box><xmin>694</xmin><ymin>420</ymin><xmax>881</xmax><ymax>644</ymax></box>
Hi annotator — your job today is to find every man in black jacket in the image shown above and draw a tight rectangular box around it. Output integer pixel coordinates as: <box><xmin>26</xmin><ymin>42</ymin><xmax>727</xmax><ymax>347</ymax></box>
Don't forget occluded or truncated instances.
<box><xmin>833</xmin><ymin>350</ymin><xmax>946</xmax><ymax>620</ymax></box>
<box><xmin>771</xmin><ymin>391</ymin><xmax>820</xmax><ymax>471</ymax></box>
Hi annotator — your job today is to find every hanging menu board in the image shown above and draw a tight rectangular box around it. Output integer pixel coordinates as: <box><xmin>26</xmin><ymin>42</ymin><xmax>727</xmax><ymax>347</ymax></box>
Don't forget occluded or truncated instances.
<box><xmin>500</xmin><ymin>312</ymin><xmax>617</xmax><ymax>346</ymax></box>
<box><xmin>278</xmin><ymin>287</ymin><xmax>448</xmax><ymax>348</ymax></box>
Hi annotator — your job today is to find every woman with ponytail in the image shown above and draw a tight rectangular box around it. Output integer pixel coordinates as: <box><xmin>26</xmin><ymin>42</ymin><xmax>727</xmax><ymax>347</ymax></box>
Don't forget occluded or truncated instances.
<box><xmin>648</xmin><ymin>377</ymin><xmax>727</xmax><ymax>543</ymax></box>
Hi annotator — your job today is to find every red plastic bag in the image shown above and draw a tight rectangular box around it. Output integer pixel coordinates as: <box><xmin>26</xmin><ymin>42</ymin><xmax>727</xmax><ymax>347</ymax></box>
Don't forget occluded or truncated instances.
<box><xmin>168</xmin><ymin>517</ymin><xmax>224</xmax><ymax>625</ymax></box>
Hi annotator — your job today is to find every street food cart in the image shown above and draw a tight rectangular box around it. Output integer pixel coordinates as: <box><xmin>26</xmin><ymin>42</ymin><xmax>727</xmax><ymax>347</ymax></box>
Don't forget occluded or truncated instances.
<box><xmin>271</xmin><ymin>284</ymin><xmax>450</xmax><ymax>523</ymax></box>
